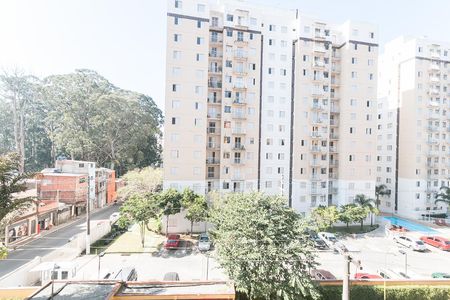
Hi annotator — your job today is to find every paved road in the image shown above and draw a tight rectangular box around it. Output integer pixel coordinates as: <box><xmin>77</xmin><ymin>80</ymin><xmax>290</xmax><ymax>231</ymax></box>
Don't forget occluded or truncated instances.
<box><xmin>0</xmin><ymin>205</ymin><xmax>119</xmax><ymax>277</ymax></box>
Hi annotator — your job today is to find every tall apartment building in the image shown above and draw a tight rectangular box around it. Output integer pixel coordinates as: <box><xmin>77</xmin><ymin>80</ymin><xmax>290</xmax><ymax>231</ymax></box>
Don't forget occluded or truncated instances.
<box><xmin>164</xmin><ymin>0</ymin><xmax>295</xmax><ymax>195</ymax></box>
<box><xmin>291</xmin><ymin>18</ymin><xmax>378</xmax><ymax>214</ymax></box>
<box><xmin>377</xmin><ymin>36</ymin><xmax>450</xmax><ymax>219</ymax></box>
<box><xmin>164</xmin><ymin>0</ymin><xmax>378</xmax><ymax>215</ymax></box>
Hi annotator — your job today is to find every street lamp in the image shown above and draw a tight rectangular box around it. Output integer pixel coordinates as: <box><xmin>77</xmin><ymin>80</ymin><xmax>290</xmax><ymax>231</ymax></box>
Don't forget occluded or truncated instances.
<box><xmin>399</xmin><ymin>250</ymin><xmax>407</xmax><ymax>276</ymax></box>
<box><xmin>97</xmin><ymin>251</ymin><xmax>106</xmax><ymax>279</ymax></box>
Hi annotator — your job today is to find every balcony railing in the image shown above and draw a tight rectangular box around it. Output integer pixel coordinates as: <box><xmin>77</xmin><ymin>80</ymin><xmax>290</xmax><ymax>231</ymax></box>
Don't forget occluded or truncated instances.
<box><xmin>233</xmin><ymin>144</ymin><xmax>245</xmax><ymax>150</ymax></box>
<box><xmin>232</xmin><ymin>113</ymin><xmax>246</xmax><ymax>119</ymax></box>
<box><xmin>207</xmin><ymin>97</ymin><xmax>221</xmax><ymax>104</ymax></box>
<box><xmin>234</xmin><ymin>50</ymin><xmax>248</xmax><ymax>59</ymax></box>
<box><xmin>207</xmin><ymin>113</ymin><xmax>221</xmax><ymax>119</ymax></box>
<box><xmin>207</xmin><ymin>127</ymin><xmax>220</xmax><ymax>134</ymax></box>
<box><xmin>209</xmin><ymin>51</ymin><xmax>223</xmax><ymax>58</ymax></box>
<box><xmin>208</xmin><ymin>67</ymin><xmax>223</xmax><ymax>73</ymax></box>
<box><xmin>310</xmin><ymin>132</ymin><xmax>322</xmax><ymax>138</ymax></box>
<box><xmin>311</xmin><ymin>104</ymin><xmax>325</xmax><ymax>110</ymax></box>
<box><xmin>233</xmin><ymin>99</ymin><xmax>246</xmax><ymax>105</ymax></box>
<box><xmin>208</xmin><ymin>81</ymin><xmax>222</xmax><ymax>89</ymax></box>
<box><xmin>329</xmin><ymin>146</ymin><xmax>338</xmax><ymax>152</ymax></box>
<box><xmin>207</xmin><ymin>142</ymin><xmax>219</xmax><ymax>149</ymax></box>
<box><xmin>330</xmin><ymin>107</ymin><xmax>340</xmax><ymax>113</ymax></box>
<box><xmin>206</xmin><ymin>158</ymin><xmax>220</xmax><ymax>164</ymax></box>
<box><xmin>329</xmin><ymin>160</ymin><xmax>339</xmax><ymax>167</ymax></box>
<box><xmin>233</xmin><ymin>83</ymin><xmax>247</xmax><ymax>90</ymax></box>
<box><xmin>233</xmin><ymin>158</ymin><xmax>244</xmax><ymax>164</ymax></box>
<box><xmin>232</xmin><ymin>128</ymin><xmax>246</xmax><ymax>135</ymax></box>
<box><xmin>330</xmin><ymin>133</ymin><xmax>339</xmax><ymax>139</ymax></box>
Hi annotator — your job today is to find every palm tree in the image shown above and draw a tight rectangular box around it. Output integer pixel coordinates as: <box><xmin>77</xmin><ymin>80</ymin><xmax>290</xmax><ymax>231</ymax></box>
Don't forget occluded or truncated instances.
<box><xmin>354</xmin><ymin>194</ymin><xmax>375</xmax><ymax>228</ymax></box>
<box><xmin>434</xmin><ymin>187</ymin><xmax>450</xmax><ymax>208</ymax></box>
<box><xmin>375</xmin><ymin>184</ymin><xmax>390</xmax><ymax>210</ymax></box>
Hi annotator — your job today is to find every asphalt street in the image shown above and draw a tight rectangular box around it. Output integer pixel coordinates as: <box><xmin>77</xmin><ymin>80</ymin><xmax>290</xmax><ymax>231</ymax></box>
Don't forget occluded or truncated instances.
<box><xmin>0</xmin><ymin>205</ymin><xmax>118</xmax><ymax>277</ymax></box>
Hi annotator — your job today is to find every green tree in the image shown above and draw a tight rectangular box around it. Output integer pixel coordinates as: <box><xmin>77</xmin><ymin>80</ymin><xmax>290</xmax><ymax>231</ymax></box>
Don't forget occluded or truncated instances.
<box><xmin>375</xmin><ymin>184</ymin><xmax>390</xmax><ymax>209</ymax></box>
<box><xmin>0</xmin><ymin>245</ymin><xmax>7</xmax><ymax>259</ymax></box>
<box><xmin>118</xmin><ymin>167</ymin><xmax>163</xmax><ymax>200</ymax></box>
<box><xmin>182</xmin><ymin>188</ymin><xmax>208</xmax><ymax>235</ymax></box>
<box><xmin>353</xmin><ymin>206</ymin><xmax>370</xmax><ymax>230</ymax></box>
<box><xmin>0</xmin><ymin>153</ymin><xmax>35</xmax><ymax>245</ymax></box>
<box><xmin>338</xmin><ymin>204</ymin><xmax>356</xmax><ymax>228</ymax></box>
<box><xmin>311</xmin><ymin>205</ymin><xmax>339</xmax><ymax>230</ymax></box>
<box><xmin>434</xmin><ymin>186</ymin><xmax>450</xmax><ymax>207</ymax></box>
<box><xmin>210</xmin><ymin>193</ymin><xmax>320</xmax><ymax>300</ymax></box>
<box><xmin>119</xmin><ymin>193</ymin><xmax>161</xmax><ymax>247</ymax></box>
<box><xmin>354</xmin><ymin>194</ymin><xmax>375</xmax><ymax>229</ymax></box>
<box><xmin>159</xmin><ymin>189</ymin><xmax>182</xmax><ymax>236</ymax></box>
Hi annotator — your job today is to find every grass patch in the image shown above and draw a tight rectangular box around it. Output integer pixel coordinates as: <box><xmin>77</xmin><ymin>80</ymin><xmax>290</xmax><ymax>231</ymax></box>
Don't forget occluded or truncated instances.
<box><xmin>327</xmin><ymin>224</ymin><xmax>379</xmax><ymax>235</ymax></box>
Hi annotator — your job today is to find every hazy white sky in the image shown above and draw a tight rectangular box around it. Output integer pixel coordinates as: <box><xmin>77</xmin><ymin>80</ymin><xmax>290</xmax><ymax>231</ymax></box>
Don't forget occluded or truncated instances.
<box><xmin>1</xmin><ymin>0</ymin><xmax>449</xmax><ymax>110</ymax></box>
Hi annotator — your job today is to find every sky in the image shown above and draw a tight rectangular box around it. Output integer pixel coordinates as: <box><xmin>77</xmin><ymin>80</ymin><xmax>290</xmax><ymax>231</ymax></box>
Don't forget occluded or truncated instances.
<box><xmin>0</xmin><ymin>0</ymin><xmax>449</xmax><ymax>110</ymax></box>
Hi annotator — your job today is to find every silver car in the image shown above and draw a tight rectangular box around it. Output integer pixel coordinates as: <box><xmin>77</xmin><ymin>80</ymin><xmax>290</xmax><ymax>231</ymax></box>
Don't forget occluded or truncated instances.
<box><xmin>394</xmin><ymin>236</ymin><xmax>427</xmax><ymax>251</ymax></box>
<box><xmin>198</xmin><ymin>233</ymin><xmax>211</xmax><ymax>251</ymax></box>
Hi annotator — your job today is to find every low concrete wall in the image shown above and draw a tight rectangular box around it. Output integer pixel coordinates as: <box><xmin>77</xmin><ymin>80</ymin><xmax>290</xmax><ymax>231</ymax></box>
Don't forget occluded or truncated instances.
<box><xmin>0</xmin><ymin>220</ymin><xmax>111</xmax><ymax>287</ymax></box>
<box><xmin>0</xmin><ymin>256</ymin><xmax>42</xmax><ymax>288</ymax></box>
<box><xmin>161</xmin><ymin>211</ymin><xmax>213</xmax><ymax>235</ymax></box>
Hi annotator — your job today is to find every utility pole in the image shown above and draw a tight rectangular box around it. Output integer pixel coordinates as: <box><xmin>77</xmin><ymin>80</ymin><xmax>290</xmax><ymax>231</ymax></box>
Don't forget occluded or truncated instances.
<box><xmin>399</xmin><ymin>250</ymin><xmax>407</xmax><ymax>276</ymax></box>
<box><xmin>86</xmin><ymin>178</ymin><xmax>91</xmax><ymax>255</ymax></box>
<box><xmin>342</xmin><ymin>255</ymin><xmax>350</xmax><ymax>300</ymax></box>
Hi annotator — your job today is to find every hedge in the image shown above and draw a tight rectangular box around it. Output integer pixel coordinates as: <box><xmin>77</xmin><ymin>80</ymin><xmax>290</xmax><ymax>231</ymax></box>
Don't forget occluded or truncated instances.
<box><xmin>237</xmin><ymin>285</ymin><xmax>450</xmax><ymax>300</ymax></box>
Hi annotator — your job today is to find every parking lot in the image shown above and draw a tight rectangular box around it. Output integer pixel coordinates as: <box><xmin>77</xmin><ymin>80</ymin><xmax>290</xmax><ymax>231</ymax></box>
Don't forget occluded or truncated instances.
<box><xmin>315</xmin><ymin>225</ymin><xmax>450</xmax><ymax>280</ymax></box>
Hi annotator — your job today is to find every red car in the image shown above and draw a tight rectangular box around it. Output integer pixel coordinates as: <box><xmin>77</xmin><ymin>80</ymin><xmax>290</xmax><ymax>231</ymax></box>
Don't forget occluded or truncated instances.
<box><xmin>354</xmin><ymin>273</ymin><xmax>382</xmax><ymax>280</ymax></box>
<box><xmin>420</xmin><ymin>236</ymin><xmax>450</xmax><ymax>251</ymax></box>
<box><xmin>164</xmin><ymin>234</ymin><xmax>181</xmax><ymax>250</ymax></box>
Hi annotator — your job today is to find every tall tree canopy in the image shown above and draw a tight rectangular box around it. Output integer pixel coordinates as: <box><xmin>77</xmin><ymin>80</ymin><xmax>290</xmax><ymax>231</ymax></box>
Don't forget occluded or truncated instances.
<box><xmin>0</xmin><ymin>69</ymin><xmax>162</xmax><ymax>175</ymax></box>
<box><xmin>210</xmin><ymin>193</ymin><xmax>320</xmax><ymax>300</ymax></box>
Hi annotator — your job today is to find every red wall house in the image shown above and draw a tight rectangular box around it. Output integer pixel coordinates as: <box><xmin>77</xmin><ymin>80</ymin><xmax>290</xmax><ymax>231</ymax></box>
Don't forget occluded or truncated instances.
<box><xmin>106</xmin><ymin>169</ymin><xmax>117</xmax><ymax>204</ymax></box>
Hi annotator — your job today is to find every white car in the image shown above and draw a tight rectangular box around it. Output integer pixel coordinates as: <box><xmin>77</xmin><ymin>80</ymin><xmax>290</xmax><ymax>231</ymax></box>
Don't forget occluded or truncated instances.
<box><xmin>394</xmin><ymin>236</ymin><xmax>427</xmax><ymax>252</ymax></box>
<box><xmin>198</xmin><ymin>233</ymin><xmax>211</xmax><ymax>251</ymax></box>
<box><xmin>109</xmin><ymin>212</ymin><xmax>120</xmax><ymax>224</ymax></box>
<box><xmin>318</xmin><ymin>232</ymin><xmax>338</xmax><ymax>247</ymax></box>
<box><xmin>377</xmin><ymin>268</ymin><xmax>401</xmax><ymax>279</ymax></box>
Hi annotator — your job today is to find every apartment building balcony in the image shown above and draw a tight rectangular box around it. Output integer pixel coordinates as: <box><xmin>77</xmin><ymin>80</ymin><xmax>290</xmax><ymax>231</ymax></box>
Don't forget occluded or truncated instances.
<box><xmin>206</xmin><ymin>158</ymin><xmax>220</xmax><ymax>165</ymax></box>
<box><xmin>330</xmin><ymin>119</ymin><xmax>338</xmax><ymax>126</ymax></box>
<box><xmin>328</xmin><ymin>186</ymin><xmax>338</xmax><ymax>194</ymax></box>
<box><xmin>207</xmin><ymin>127</ymin><xmax>220</xmax><ymax>135</ymax></box>
<box><xmin>331</xmin><ymin>66</ymin><xmax>341</xmax><ymax>74</ymax></box>
<box><xmin>311</xmin><ymin>103</ymin><xmax>325</xmax><ymax>110</ymax></box>
<box><xmin>232</xmin><ymin>158</ymin><xmax>245</xmax><ymax>165</ymax></box>
<box><xmin>427</xmin><ymin>173</ymin><xmax>440</xmax><ymax>180</ymax></box>
<box><xmin>233</xmin><ymin>83</ymin><xmax>247</xmax><ymax>91</ymax></box>
<box><xmin>232</xmin><ymin>112</ymin><xmax>246</xmax><ymax>119</ymax></box>
<box><xmin>310</xmin><ymin>131</ymin><xmax>323</xmax><ymax>139</ymax></box>
<box><xmin>427</xmin><ymin>112</ymin><xmax>441</xmax><ymax>119</ymax></box>
<box><xmin>330</xmin><ymin>107</ymin><xmax>340</xmax><ymax>114</ymax></box>
<box><xmin>312</xmin><ymin>76</ymin><xmax>325</xmax><ymax>83</ymax></box>
<box><xmin>427</xmin><ymin>161</ymin><xmax>438</xmax><ymax>168</ymax></box>
<box><xmin>233</xmin><ymin>99</ymin><xmax>247</xmax><ymax>105</ymax></box>
<box><xmin>425</xmin><ymin>187</ymin><xmax>440</xmax><ymax>194</ymax></box>
<box><xmin>427</xmin><ymin>101</ymin><xmax>440</xmax><ymax>107</ymax></box>
<box><xmin>329</xmin><ymin>160</ymin><xmax>339</xmax><ymax>167</ymax></box>
<box><xmin>427</xmin><ymin>137</ymin><xmax>439</xmax><ymax>144</ymax></box>
<box><xmin>312</xmin><ymin>61</ymin><xmax>326</xmax><ymax>69</ymax></box>
<box><xmin>311</xmin><ymin>174</ymin><xmax>325</xmax><ymax>181</ymax></box>
<box><xmin>207</xmin><ymin>97</ymin><xmax>222</xmax><ymax>105</ymax></box>
<box><xmin>210</xmin><ymin>38</ymin><xmax>223</xmax><ymax>45</ymax></box>
<box><xmin>330</xmin><ymin>79</ymin><xmax>339</xmax><ymax>86</ymax></box>
<box><xmin>329</xmin><ymin>146</ymin><xmax>338</xmax><ymax>153</ymax></box>
<box><xmin>208</xmin><ymin>66</ymin><xmax>223</xmax><ymax>74</ymax></box>
<box><xmin>430</xmin><ymin>76</ymin><xmax>440</xmax><ymax>83</ymax></box>
<box><xmin>428</xmin><ymin>88</ymin><xmax>440</xmax><ymax>95</ymax></box>
<box><xmin>207</xmin><ymin>142</ymin><xmax>220</xmax><ymax>149</ymax></box>
<box><xmin>232</xmin><ymin>128</ymin><xmax>246</xmax><ymax>135</ymax></box>
<box><xmin>234</xmin><ymin>50</ymin><xmax>248</xmax><ymax>60</ymax></box>
<box><xmin>427</xmin><ymin>150</ymin><xmax>440</xmax><ymax>156</ymax></box>
<box><xmin>313</xmin><ymin>45</ymin><xmax>327</xmax><ymax>53</ymax></box>
<box><xmin>328</xmin><ymin>173</ymin><xmax>338</xmax><ymax>180</ymax></box>
<box><xmin>311</xmin><ymin>187</ymin><xmax>328</xmax><ymax>195</ymax></box>
<box><xmin>330</xmin><ymin>93</ymin><xmax>339</xmax><ymax>100</ymax></box>
<box><xmin>208</xmin><ymin>81</ymin><xmax>222</xmax><ymax>89</ymax></box>
<box><xmin>310</xmin><ymin>146</ymin><xmax>327</xmax><ymax>153</ymax></box>
<box><xmin>207</xmin><ymin>113</ymin><xmax>221</xmax><ymax>120</ymax></box>
<box><xmin>232</xmin><ymin>68</ymin><xmax>248</xmax><ymax>76</ymax></box>
<box><xmin>232</xmin><ymin>144</ymin><xmax>246</xmax><ymax>151</ymax></box>
<box><xmin>329</xmin><ymin>133</ymin><xmax>339</xmax><ymax>140</ymax></box>
<box><xmin>311</xmin><ymin>118</ymin><xmax>324</xmax><ymax>125</ymax></box>
<box><xmin>429</xmin><ymin>64</ymin><xmax>440</xmax><ymax>71</ymax></box>
<box><xmin>234</xmin><ymin>39</ymin><xmax>248</xmax><ymax>46</ymax></box>
<box><xmin>208</xmin><ymin>51</ymin><xmax>223</xmax><ymax>59</ymax></box>
<box><xmin>310</xmin><ymin>159</ymin><xmax>322</xmax><ymax>167</ymax></box>
<box><xmin>311</xmin><ymin>89</ymin><xmax>325</xmax><ymax>96</ymax></box>
<box><xmin>236</xmin><ymin>19</ymin><xmax>249</xmax><ymax>28</ymax></box>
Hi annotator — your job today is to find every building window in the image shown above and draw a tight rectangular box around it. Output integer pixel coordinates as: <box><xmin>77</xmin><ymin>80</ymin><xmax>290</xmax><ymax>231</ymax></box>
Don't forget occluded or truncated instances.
<box><xmin>174</xmin><ymin>17</ymin><xmax>179</xmax><ymax>25</ymax></box>
<box><xmin>197</xmin><ymin>4</ymin><xmax>205</xmax><ymax>12</ymax></box>
<box><xmin>174</xmin><ymin>34</ymin><xmax>181</xmax><ymax>42</ymax></box>
<box><xmin>174</xmin><ymin>0</ymin><xmax>182</xmax><ymax>9</ymax></box>
<box><xmin>226</xmin><ymin>14</ymin><xmax>233</xmax><ymax>22</ymax></box>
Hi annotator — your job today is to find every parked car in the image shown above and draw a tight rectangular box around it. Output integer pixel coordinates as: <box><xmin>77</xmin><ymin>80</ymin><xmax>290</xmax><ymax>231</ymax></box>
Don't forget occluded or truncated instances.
<box><xmin>432</xmin><ymin>272</ymin><xmax>450</xmax><ymax>278</ymax></box>
<box><xmin>318</xmin><ymin>232</ymin><xmax>337</xmax><ymax>246</ymax></box>
<box><xmin>198</xmin><ymin>233</ymin><xmax>211</xmax><ymax>251</ymax></box>
<box><xmin>164</xmin><ymin>234</ymin><xmax>181</xmax><ymax>250</ymax></box>
<box><xmin>420</xmin><ymin>236</ymin><xmax>450</xmax><ymax>251</ymax></box>
<box><xmin>354</xmin><ymin>273</ymin><xmax>382</xmax><ymax>280</ymax></box>
<box><xmin>163</xmin><ymin>272</ymin><xmax>180</xmax><ymax>281</ymax></box>
<box><xmin>394</xmin><ymin>236</ymin><xmax>427</xmax><ymax>251</ymax></box>
<box><xmin>377</xmin><ymin>268</ymin><xmax>401</xmax><ymax>279</ymax></box>
<box><xmin>311</xmin><ymin>269</ymin><xmax>336</xmax><ymax>280</ymax></box>
<box><xmin>309</xmin><ymin>232</ymin><xmax>328</xmax><ymax>250</ymax></box>
<box><xmin>109</xmin><ymin>212</ymin><xmax>120</xmax><ymax>224</ymax></box>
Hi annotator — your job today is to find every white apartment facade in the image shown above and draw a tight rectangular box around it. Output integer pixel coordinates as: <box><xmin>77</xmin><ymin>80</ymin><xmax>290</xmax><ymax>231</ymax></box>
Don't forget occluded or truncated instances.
<box><xmin>378</xmin><ymin>36</ymin><xmax>450</xmax><ymax>219</ymax></box>
<box><xmin>164</xmin><ymin>0</ymin><xmax>379</xmax><ymax>215</ymax></box>
<box><xmin>164</xmin><ymin>0</ymin><xmax>296</xmax><ymax>196</ymax></box>
<box><xmin>291</xmin><ymin>18</ymin><xmax>378</xmax><ymax>214</ymax></box>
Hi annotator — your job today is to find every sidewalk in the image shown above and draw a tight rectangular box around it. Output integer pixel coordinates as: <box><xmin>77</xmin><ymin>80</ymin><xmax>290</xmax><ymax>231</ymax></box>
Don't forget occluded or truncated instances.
<box><xmin>7</xmin><ymin>205</ymin><xmax>113</xmax><ymax>251</ymax></box>
<box><xmin>105</xmin><ymin>224</ymin><xmax>165</xmax><ymax>253</ymax></box>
